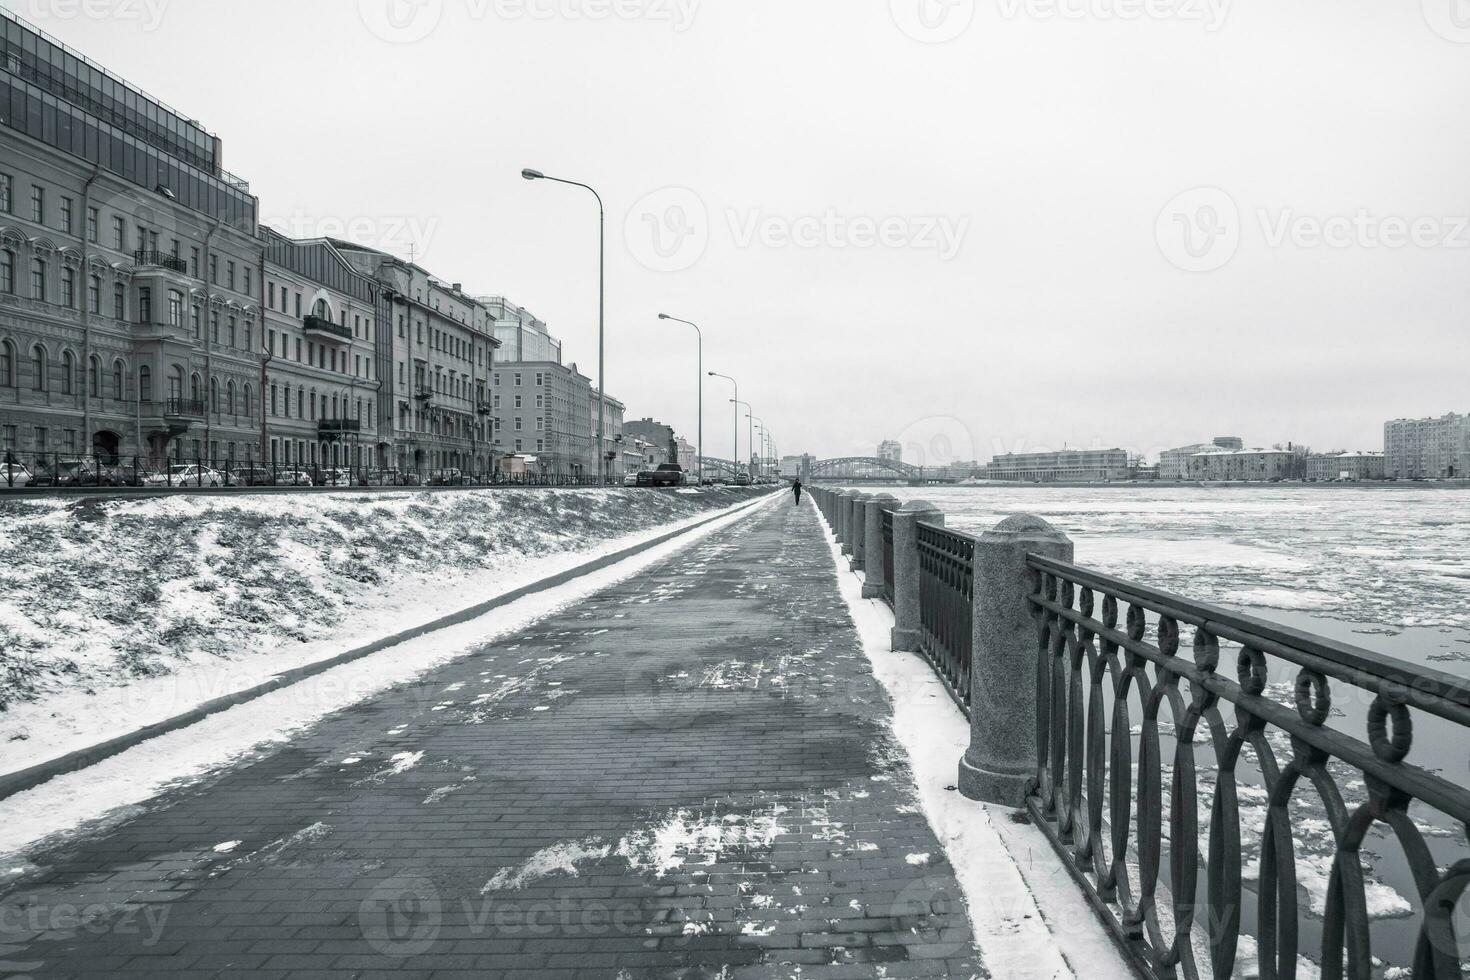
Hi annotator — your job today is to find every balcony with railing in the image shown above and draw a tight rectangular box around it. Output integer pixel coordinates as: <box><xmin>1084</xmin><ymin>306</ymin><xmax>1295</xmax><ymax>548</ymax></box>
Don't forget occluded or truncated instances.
<box><xmin>318</xmin><ymin>418</ymin><xmax>363</xmax><ymax>439</ymax></box>
<box><xmin>303</xmin><ymin>315</ymin><xmax>353</xmax><ymax>342</ymax></box>
<box><xmin>132</xmin><ymin>250</ymin><xmax>189</xmax><ymax>274</ymax></box>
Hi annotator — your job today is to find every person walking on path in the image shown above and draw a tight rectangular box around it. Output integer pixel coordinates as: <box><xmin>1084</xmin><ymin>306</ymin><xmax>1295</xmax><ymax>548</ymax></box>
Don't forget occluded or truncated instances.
<box><xmin>792</xmin><ymin>478</ymin><xmax>803</xmax><ymax>505</ymax></box>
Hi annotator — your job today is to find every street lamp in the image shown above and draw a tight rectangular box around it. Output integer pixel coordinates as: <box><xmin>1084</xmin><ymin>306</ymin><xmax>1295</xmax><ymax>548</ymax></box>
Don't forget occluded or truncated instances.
<box><xmin>732</xmin><ymin>399</ymin><xmax>753</xmax><ymax>480</ymax></box>
<box><xmin>658</xmin><ymin>314</ymin><xmax>702</xmax><ymax>483</ymax></box>
<box><xmin>708</xmin><ymin>372</ymin><xmax>738</xmax><ymax>481</ymax></box>
<box><xmin>522</xmin><ymin>167</ymin><xmax>607</xmax><ymax>484</ymax></box>
<box><xmin>751</xmin><ymin>418</ymin><xmax>765</xmax><ymax>480</ymax></box>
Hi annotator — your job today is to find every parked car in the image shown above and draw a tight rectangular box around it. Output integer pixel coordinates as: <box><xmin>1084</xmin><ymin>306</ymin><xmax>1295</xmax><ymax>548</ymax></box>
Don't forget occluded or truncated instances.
<box><xmin>429</xmin><ymin>469</ymin><xmax>472</xmax><ymax>486</ymax></box>
<box><xmin>143</xmin><ymin>464</ymin><xmax>226</xmax><ymax>487</ymax></box>
<box><xmin>734</xmin><ymin>473</ymin><xmax>753</xmax><ymax>486</ymax></box>
<box><xmin>30</xmin><ymin>458</ymin><xmax>90</xmax><ymax>486</ymax></box>
<box><xmin>623</xmin><ymin>471</ymin><xmax>639</xmax><ymax>486</ymax></box>
<box><xmin>0</xmin><ymin>462</ymin><xmax>32</xmax><ymax>488</ymax></box>
<box><xmin>320</xmin><ymin>468</ymin><xmax>354</xmax><ymax>487</ymax></box>
<box><xmin>363</xmin><ymin>469</ymin><xmax>404</xmax><ymax>486</ymax></box>
<box><xmin>636</xmin><ymin>464</ymin><xmax>687</xmax><ymax>488</ymax></box>
<box><xmin>277</xmin><ymin>470</ymin><xmax>314</xmax><ymax>487</ymax></box>
<box><xmin>232</xmin><ymin>467</ymin><xmax>276</xmax><ymax>487</ymax></box>
<box><xmin>77</xmin><ymin>464</ymin><xmax>144</xmax><ymax>487</ymax></box>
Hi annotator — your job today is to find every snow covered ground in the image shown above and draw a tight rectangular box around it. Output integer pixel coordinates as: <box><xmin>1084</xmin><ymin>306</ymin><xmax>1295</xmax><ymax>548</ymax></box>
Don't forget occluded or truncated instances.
<box><xmin>0</xmin><ymin>487</ymin><xmax>766</xmax><ymax>776</ymax></box>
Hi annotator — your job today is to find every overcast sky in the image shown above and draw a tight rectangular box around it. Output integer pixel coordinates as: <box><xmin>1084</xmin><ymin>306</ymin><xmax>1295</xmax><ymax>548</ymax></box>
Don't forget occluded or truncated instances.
<box><xmin>17</xmin><ymin>0</ymin><xmax>1470</xmax><ymax>465</ymax></box>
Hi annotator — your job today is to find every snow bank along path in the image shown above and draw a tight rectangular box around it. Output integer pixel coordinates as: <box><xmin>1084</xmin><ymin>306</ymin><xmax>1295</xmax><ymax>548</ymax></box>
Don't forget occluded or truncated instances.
<box><xmin>817</xmin><ymin>514</ymin><xmax>1135</xmax><ymax>980</ymax></box>
<box><xmin>0</xmin><ymin>492</ymin><xmax>779</xmax><ymax>811</ymax></box>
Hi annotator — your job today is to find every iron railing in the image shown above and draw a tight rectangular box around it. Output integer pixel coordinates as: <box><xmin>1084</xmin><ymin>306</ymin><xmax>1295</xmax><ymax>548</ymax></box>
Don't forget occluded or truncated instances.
<box><xmin>132</xmin><ymin>250</ymin><xmax>188</xmax><ymax>274</ymax></box>
<box><xmin>917</xmin><ymin>520</ymin><xmax>975</xmax><ymax>714</ymax></box>
<box><xmin>302</xmin><ymin>314</ymin><xmax>353</xmax><ymax>340</ymax></box>
<box><xmin>1026</xmin><ymin>553</ymin><xmax>1470</xmax><ymax>980</ymax></box>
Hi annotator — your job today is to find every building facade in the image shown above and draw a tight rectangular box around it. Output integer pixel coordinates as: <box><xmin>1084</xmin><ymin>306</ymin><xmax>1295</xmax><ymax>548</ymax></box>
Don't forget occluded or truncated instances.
<box><xmin>1159</xmin><ymin>437</ymin><xmax>1245</xmax><ymax>480</ymax></box>
<box><xmin>1384</xmin><ymin>414</ymin><xmax>1470</xmax><ymax>480</ymax></box>
<box><xmin>877</xmin><ymin>440</ymin><xmax>902</xmax><ymax>463</ymax></box>
<box><xmin>985</xmin><ymin>449</ymin><xmax>1129</xmax><ymax>482</ymax></box>
<box><xmin>334</xmin><ymin>244</ymin><xmax>498</xmax><ymax>475</ymax></box>
<box><xmin>1306</xmin><ymin>451</ymin><xmax>1386</xmax><ymax>482</ymax></box>
<box><xmin>625</xmin><ymin>418</ymin><xmax>676</xmax><ymax>469</ymax></box>
<box><xmin>0</xmin><ymin>9</ymin><xmax>263</xmax><ymax>466</ymax></box>
<box><xmin>1187</xmin><ymin>447</ymin><xmax>1303</xmax><ymax>481</ymax></box>
<box><xmin>480</xmin><ymin>296</ymin><xmax>562</xmax><ymax>365</ymax></box>
<box><xmin>261</xmin><ymin>231</ymin><xmax>382</xmax><ymax>471</ymax></box>
<box><xmin>492</xmin><ymin>360</ymin><xmax>591</xmax><ymax>478</ymax></box>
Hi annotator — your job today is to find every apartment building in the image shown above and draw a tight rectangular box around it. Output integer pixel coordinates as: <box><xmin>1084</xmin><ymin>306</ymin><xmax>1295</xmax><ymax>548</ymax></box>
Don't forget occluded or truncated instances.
<box><xmin>1306</xmin><ymin>451</ymin><xmax>1386</xmax><ymax>482</ymax></box>
<box><xmin>1159</xmin><ymin>437</ymin><xmax>1244</xmax><ymax>480</ymax></box>
<box><xmin>1187</xmin><ymin>447</ymin><xmax>1304</xmax><ymax>481</ymax></box>
<box><xmin>985</xmin><ymin>448</ymin><xmax>1130</xmax><ymax>482</ymax></box>
<box><xmin>1384</xmin><ymin>413</ymin><xmax>1470</xmax><ymax>480</ymax></box>
<box><xmin>0</xmin><ymin>9</ymin><xmax>262</xmax><ymax>464</ymax></box>
<box><xmin>334</xmin><ymin>243</ymin><xmax>498</xmax><ymax>475</ymax></box>
<box><xmin>261</xmin><ymin>230</ymin><xmax>382</xmax><ymax>469</ymax></box>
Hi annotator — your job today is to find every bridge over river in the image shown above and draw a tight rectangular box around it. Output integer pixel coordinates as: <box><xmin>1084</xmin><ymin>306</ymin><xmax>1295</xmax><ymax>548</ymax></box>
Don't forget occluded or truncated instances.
<box><xmin>0</xmin><ymin>489</ymin><xmax>1463</xmax><ymax>979</ymax></box>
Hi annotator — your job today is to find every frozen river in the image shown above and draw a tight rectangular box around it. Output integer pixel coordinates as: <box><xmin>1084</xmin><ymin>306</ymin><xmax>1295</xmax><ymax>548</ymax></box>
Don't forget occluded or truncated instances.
<box><xmin>869</xmin><ymin>484</ymin><xmax>1470</xmax><ymax>671</ymax></box>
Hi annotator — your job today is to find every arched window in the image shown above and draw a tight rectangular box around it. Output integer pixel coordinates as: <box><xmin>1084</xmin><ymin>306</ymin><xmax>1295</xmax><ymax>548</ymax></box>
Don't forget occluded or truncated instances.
<box><xmin>113</xmin><ymin>360</ymin><xmax>124</xmax><ymax>400</ymax></box>
<box><xmin>139</xmin><ymin>364</ymin><xmax>152</xmax><ymax>403</ymax></box>
<box><xmin>169</xmin><ymin>365</ymin><xmax>183</xmax><ymax>401</ymax></box>
<box><xmin>30</xmin><ymin>344</ymin><xmax>46</xmax><ymax>391</ymax></box>
<box><xmin>243</xmin><ymin>384</ymin><xmax>252</xmax><ymax>418</ymax></box>
<box><xmin>190</xmin><ymin>373</ymin><xmax>201</xmax><ymax>402</ymax></box>
<box><xmin>313</xmin><ymin>297</ymin><xmax>330</xmax><ymax>319</ymax></box>
<box><xmin>244</xmin><ymin>321</ymin><xmax>252</xmax><ymax>352</ymax></box>
<box><xmin>226</xmin><ymin>380</ymin><xmax>235</xmax><ymax>416</ymax></box>
<box><xmin>60</xmin><ymin>350</ymin><xmax>74</xmax><ymax>394</ymax></box>
<box><xmin>210</xmin><ymin>377</ymin><xmax>219</xmax><ymax>413</ymax></box>
<box><xmin>88</xmin><ymin>355</ymin><xmax>100</xmax><ymax>397</ymax></box>
<box><xmin>283</xmin><ymin>385</ymin><xmax>291</xmax><ymax>419</ymax></box>
<box><xmin>0</xmin><ymin>339</ymin><xmax>13</xmax><ymax>387</ymax></box>
<box><xmin>0</xmin><ymin>250</ymin><xmax>14</xmax><ymax>294</ymax></box>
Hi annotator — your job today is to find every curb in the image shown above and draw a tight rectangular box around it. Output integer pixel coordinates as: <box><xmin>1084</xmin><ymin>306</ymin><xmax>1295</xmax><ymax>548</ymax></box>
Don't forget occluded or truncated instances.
<box><xmin>0</xmin><ymin>491</ymin><xmax>778</xmax><ymax>803</ymax></box>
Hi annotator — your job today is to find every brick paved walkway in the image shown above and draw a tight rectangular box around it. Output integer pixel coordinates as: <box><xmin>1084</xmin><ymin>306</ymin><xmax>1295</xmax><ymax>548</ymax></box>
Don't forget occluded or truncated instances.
<box><xmin>0</xmin><ymin>497</ymin><xmax>985</xmax><ymax>979</ymax></box>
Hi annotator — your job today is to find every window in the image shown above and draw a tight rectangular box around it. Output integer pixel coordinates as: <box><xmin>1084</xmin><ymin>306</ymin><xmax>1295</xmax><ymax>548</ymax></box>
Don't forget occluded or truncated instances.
<box><xmin>168</xmin><ymin>290</ymin><xmax>183</xmax><ymax>328</ymax></box>
<box><xmin>243</xmin><ymin>267</ymin><xmax>252</xmax><ymax>294</ymax></box>
<box><xmin>244</xmin><ymin>322</ymin><xmax>252</xmax><ymax>351</ymax></box>
<box><xmin>59</xmin><ymin>196</ymin><xmax>73</xmax><ymax>233</ymax></box>
<box><xmin>243</xmin><ymin>385</ymin><xmax>252</xmax><ymax>418</ymax></box>
<box><xmin>139</xmin><ymin>365</ymin><xmax>151</xmax><ymax>403</ymax></box>
<box><xmin>226</xmin><ymin>381</ymin><xmax>235</xmax><ymax>415</ymax></box>
<box><xmin>30</xmin><ymin>185</ymin><xmax>43</xmax><ymax>223</ymax></box>
<box><xmin>60</xmin><ymin>351</ymin><xmax>73</xmax><ymax>394</ymax></box>
<box><xmin>294</xmin><ymin>293</ymin><xmax>301</xmax><ymax>318</ymax></box>
<box><xmin>113</xmin><ymin>216</ymin><xmax>126</xmax><ymax>249</ymax></box>
<box><xmin>210</xmin><ymin>378</ymin><xmax>219</xmax><ymax>413</ymax></box>
<box><xmin>88</xmin><ymin>276</ymin><xmax>100</xmax><ymax>313</ymax></box>
<box><xmin>190</xmin><ymin>247</ymin><xmax>200</xmax><ymax>278</ymax></box>
<box><xmin>34</xmin><ymin>427</ymin><xmax>47</xmax><ymax>452</ymax></box>
<box><xmin>114</xmin><ymin>284</ymin><xmax>126</xmax><ymax>320</ymax></box>
<box><xmin>227</xmin><ymin>261</ymin><xmax>236</xmax><ymax>291</ymax></box>
<box><xmin>61</xmin><ymin>267</ymin><xmax>75</xmax><ymax>308</ymax></box>
<box><xmin>0</xmin><ymin>340</ymin><xmax>12</xmax><ymax>386</ymax></box>
<box><xmin>88</xmin><ymin>356</ymin><xmax>99</xmax><ymax>397</ymax></box>
<box><xmin>228</xmin><ymin>317</ymin><xmax>237</xmax><ymax>348</ymax></box>
<box><xmin>209</xmin><ymin>255</ymin><xmax>218</xmax><ymax>284</ymax></box>
<box><xmin>514</xmin><ymin>373</ymin><xmax>522</xmax><ymax>387</ymax></box>
<box><xmin>211</xmin><ymin>312</ymin><xmax>219</xmax><ymax>344</ymax></box>
<box><xmin>113</xmin><ymin>361</ymin><xmax>125</xmax><ymax>400</ymax></box>
<box><xmin>191</xmin><ymin>305</ymin><xmax>201</xmax><ymax>337</ymax></box>
<box><xmin>0</xmin><ymin>173</ymin><xmax>10</xmax><ymax>213</ymax></box>
<box><xmin>268</xmin><ymin>282</ymin><xmax>275</xmax><ymax>307</ymax></box>
<box><xmin>30</xmin><ymin>259</ymin><xmax>46</xmax><ymax>301</ymax></box>
<box><xmin>0</xmin><ymin>250</ymin><xmax>11</xmax><ymax>294</ymax></box>
<box><xmin>30</xmin><ymin>345</ymin><xmax>46</xmax><ymax>391</ymax></box>
<box><xmin>86</xmin><ymin>207</ymin><xmax>99</xmax><ymax>243</ymax></box>
<box><xmin>138</xmin><ymin>287</ymin><xmax>152</xmax><ymax>323</ymax></box>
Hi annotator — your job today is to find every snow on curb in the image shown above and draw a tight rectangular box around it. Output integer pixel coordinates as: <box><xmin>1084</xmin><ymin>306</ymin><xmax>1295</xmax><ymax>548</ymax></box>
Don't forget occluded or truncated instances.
<box><xmin>815</xmin><ymin>512</ymin><xmax>1134</xmax><ymax>980</ymax></box>
<box><xmin>0</xmin><ymin>494</ymin><xmax>778</xmax><ymax>863</ymax></box>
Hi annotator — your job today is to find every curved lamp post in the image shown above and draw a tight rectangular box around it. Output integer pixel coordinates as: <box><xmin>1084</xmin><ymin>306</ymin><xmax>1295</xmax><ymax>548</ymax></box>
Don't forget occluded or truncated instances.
<box><xmin>708</xmin><ymin>371</ymin><xmax>738</xmax><ymax>481</ymax></box>
<box><xmin>522</xmin><ymin>168</ymin><xmax>607</xmax><ymax>484</ymax></box>
<box><xmin>658</xmin><ymin>314</ymin><xmax>702</xmax><ymax>482</ymax></box>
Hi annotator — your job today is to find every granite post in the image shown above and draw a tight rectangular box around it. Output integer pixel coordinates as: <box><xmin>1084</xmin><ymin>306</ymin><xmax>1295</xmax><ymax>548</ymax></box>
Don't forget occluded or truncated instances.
<box><xmin>890</xmin><ymin>499</ymin><xmax>943</xmax><ymax>652</ymax></box>
<box><xmin>848</xmin><ymin>492</ymin><xmax>871</xmax><ymax>571</ymax></box>
<box><xmin>862</xmin><ymin>494</ymin><xmax>899</xmax><ymax>599</ymax></box>
<box><xmin>958</xmin><ymin>514</ymin><xmax>1074</xmax><ymax>808</ymax></box>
